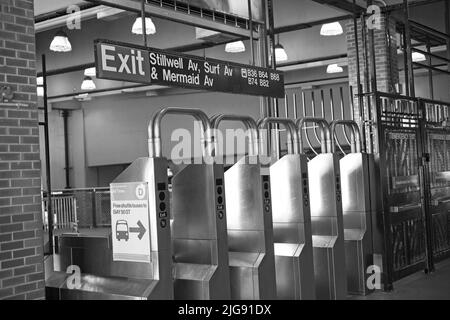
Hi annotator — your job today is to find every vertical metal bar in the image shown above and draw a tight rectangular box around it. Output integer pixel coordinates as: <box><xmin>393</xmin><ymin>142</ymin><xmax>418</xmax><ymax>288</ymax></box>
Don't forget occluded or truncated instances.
<box><xmin>284</xmin><ymin>93</ymin><xmax>289</xmax><ymax>118</ymax></box>
<box><xmin>273</xmin><ymin>98</ymin><xmax>281</xmax><ymax>159</ymax></box>
<box><xmin>402</xmin><ymin>30</ymin><xmax>410</xmax><ymax>96</ymax></box>
<box><xmin>446</xmin><ymin>1</ymin><xmax>450</xmax><ymax>74</ymax></box>
<box><xmin>404</xmin><ymin>0</ymin><xmax>415</xmax><ymax>97</ymax></box>
<box><xmin>426</xmin><ymin>42</ymin><xmax>434</xmax><ymax>100</ymax></box>
<box><xmin>417</xmin><ymin>99</ymin><xmax>435</xmax><ymax>273</ymax></box>
<box><xmin>62</xmin><ymin>110</ymin><xmax>71</xmax><ymax>189</ymax></box>
<box><xmin>367</xmin><ymin>0</ymin><xmax>378</xmax><ymax>93</ymax></box>
<box><xmin>293</xmin><ymin>93</ymin><xmax>298</xmax><ymax>119</ymax></box>
<box><xmin>141</xmin><ymin>0</ymin><xmax>147</xmax><ymax>47</ymax></box>
<box><xmin>259</xmin><ymin>0</ymin><xmax>270</xmax><ymax>119</ymax></box>
<box><xmin>248</xmin><ymin>0</ymin><xmax>255</xmax><ymax>66</ymax></box>
<box><xmin>267</xmin><ymin>0</ymin><xmax>279</xmax><ymax>159</ymax></box>
<box><xmin>42</xmin><ymin>54</ymin><xmax>53</xmax><ymax>255</ymax></box>
<box><xmin>92</xmin><ymin>189</ymin><xmax>97</xmax><ymax>228</ymax></box>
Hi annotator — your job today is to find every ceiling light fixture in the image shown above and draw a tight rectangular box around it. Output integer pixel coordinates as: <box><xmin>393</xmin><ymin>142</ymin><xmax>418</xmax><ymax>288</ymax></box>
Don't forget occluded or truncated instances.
<box><xmin>84</xmin><ymin>67</ymin><xmax>96</xmax><ymax>77</ymax></box>
<box><xmin>132</xmin><ymin>16</ymin><xmax>156</xmax><ymax>35</ymax></box>
<box><xmin>49</xmin><ymin>30</ymin><xmax>72</xmax><ymax>52</ymax></box>
<box><xmin>326</xmin><ymin>63</ymin><xmax>344</xmax><ymax>74</ymax></box>
<box><xmin>81</xmin><ymin>76</ymin><xmax>96</xmax><ymax>91</ymax></box>
<box><xmin>225</xmin><ymin>40</ymin><xmax>246</xmax><ymax>53</ymax></box>
<box><xmin>273</xmin><ymin>35</ymin><xmax>288</xmax><ymax>62</ymax></box>
<box><xmin>412</xmin><ymin>51</ymin><xmax>426</xmax><ymax>62</ymax></box>
<box><xmin>320</xmin><ymin>22</ymin><xmax>343</xmax><ymax>36</ymax></box>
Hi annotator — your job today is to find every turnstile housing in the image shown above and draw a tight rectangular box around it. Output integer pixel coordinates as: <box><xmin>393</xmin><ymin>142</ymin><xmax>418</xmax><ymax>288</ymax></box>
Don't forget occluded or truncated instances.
<box><xmin>171</xmin><ymin>163</ymin><xmax>231</xmax><ymax>300</ymax></box>
<box><xmin>308</xmin><ymin>153</ymin><xmax>347</xmax><ymax>300</ymax></box>
<box><xmin>225</xmin><ymin>155</ymin><xmax>277</xmax><ymax>300</ymax></box>
<box><xmin>270</xmin><ymin>154</ymin><xmax>316</xmax><ymax>299</ymax></box>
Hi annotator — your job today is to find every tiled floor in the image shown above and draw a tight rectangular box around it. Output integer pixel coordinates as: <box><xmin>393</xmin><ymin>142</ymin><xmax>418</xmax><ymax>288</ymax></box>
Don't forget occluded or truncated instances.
<box><xmin>351</xmin><ymin>259</ymin><xmax>450</xmax><ymax>300</ymax></box>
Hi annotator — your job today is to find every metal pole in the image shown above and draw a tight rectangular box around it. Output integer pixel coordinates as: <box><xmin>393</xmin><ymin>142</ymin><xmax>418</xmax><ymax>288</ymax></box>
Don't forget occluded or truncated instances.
<box><xmin>259</xmin><ymin>0</ymin><xmax>270</xmax><ymax>118</ymax></box>
<box><xmin>62</xmin><ymin>110</ymin><xmax>71</xmax><ymax>189</ymax></box>
<box><xmin>267</xmin><ymin>0</ymin><xmax>280</xmax><ymax>158</ymax></box>
<box><xmin>42</xmin><ymin>54</ymin><xmax>54</xmax><ymax>255</ymax></box>
<box><xmin>445</xmin><ymin>1</ymin><xmax>450</xmax><ymax>73</ymax></box>
<box><xmin>248</xmin><ymin>0</ymin><xmax>255</xmax><ymax>66</ymax></box>
<box><xmin>404</xmin><ymin>0</ymin><xmax>416</xmax><ymax>97</ymax></box>
<box><xmin>141</xmin><ymin>0</ymin><xmax>147</xmax><ymax>47</ymax></box>
<box><xmin>426</xmin><ymin>42</ymin><xmax>434</xmax><ymax>99</ymax></box>
<box><xmin>403</xmin><ymin>29</ymin><xmax>410</xmax><ymax>96</ymax></box>
<box><xmin>367</xmin><ymin>0</ymin><xmax>378</xmax><ymax>93</ymax></box>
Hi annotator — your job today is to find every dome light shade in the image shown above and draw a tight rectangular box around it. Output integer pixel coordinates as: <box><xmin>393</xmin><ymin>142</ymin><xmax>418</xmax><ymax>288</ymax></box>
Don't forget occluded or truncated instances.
<box><xmin>84</xmin><ymin>67</ymin><xmax>96</xmax><ymax>77</ymax></box>
<box><xmin>132</xmin><ymin>17</ymin><xmax>156</xmax><ymax>35</ymax></box>
<box><xmin>37</xmin><ymin>86</ymin><xmax>44</xmax><ymax>97</ymax></box>
<box><xmin>225</xmin><ymin>40</ymin><xmax>246</xmax><ymax>53</ymax></box>
<box><xmin>320</xmin><ymin>22</ymin><xmax>343</xmax><ymax>36</ymax></box>
<box><xmin>327</xmin><ymin>64</ymin><xmax>344</xmax><ymax>74</ymax></box>
<box><xmin>50</xmin><ymin>30</ymin><xmax>72</xmax><ymax>52</ymax></box>
<box><xmin>412</xmin><ymin>51</ymin><xmax>426</xmax><ymax>62</ymax></box>
<box><xmin>275</xmin><ymin>44</ymin><xmax>288</xmax><ymax>62</ymax></box>
<box><xmin>81</xmin><ymin>76</ymin><xmax>96</xmax><ymax>91</ymax></box>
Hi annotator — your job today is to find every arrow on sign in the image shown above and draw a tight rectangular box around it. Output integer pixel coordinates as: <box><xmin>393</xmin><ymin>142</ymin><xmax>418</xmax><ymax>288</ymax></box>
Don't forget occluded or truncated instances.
<box><xmin>129</xmin><ymin>220</ymin><xmax>146</xmax><ymax>240</ymax></box>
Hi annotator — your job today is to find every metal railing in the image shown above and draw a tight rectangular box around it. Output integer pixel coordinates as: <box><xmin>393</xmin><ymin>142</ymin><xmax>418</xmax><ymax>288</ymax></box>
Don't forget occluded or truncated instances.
<box><xmin>42</xmin><ymin>187</ymin><xmax>111</xmax><ymax>230</ymax></box>
<box><xmin>42</xmin><ymin>195</ymin><xmax>78</xmax><ymax>231</ymax></box>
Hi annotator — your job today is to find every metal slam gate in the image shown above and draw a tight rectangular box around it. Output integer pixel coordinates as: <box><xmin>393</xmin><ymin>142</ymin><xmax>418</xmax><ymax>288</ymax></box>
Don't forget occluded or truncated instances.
<box><xmin>363</xmin><ymin>92</ymin><xmax>450</xmax><ymax>289</ymax></box>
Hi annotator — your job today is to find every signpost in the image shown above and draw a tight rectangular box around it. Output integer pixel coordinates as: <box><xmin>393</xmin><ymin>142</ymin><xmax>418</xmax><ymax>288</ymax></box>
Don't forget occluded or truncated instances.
<box><xmin>95</xmin><ymin>39</ymin><xmax>285</xmax><ymax>98</ymax></box>
<box><xmin>110</xmin><ymin>182</ymin><xmax>151</xmax><ymax>263</ymax></box>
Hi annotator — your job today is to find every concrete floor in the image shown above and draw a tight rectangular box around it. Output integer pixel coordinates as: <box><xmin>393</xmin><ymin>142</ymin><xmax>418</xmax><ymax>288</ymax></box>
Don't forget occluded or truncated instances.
<box><xmin>352</xmin><ymin>259</ymin><xmax>450</xmax><ymax>300</ymax></box>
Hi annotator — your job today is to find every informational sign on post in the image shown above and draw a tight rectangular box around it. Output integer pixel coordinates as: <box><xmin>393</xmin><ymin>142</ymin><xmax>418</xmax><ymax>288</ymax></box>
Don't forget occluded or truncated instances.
<box><xmin>94</xmin><ymin>39</ymin><xmax>285</xmax><ymax>98</ymax></box>
<box><xmin>110</xmin><ymin>182</ymin><xmax>151</xmax><ymax>263</ymax></box>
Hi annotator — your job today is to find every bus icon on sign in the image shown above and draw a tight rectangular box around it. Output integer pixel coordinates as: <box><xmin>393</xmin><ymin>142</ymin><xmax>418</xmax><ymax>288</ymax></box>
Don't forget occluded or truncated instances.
<box><xmin>135</xmin><ymin>184</ymin><xmax>146</xmax><ymax>200</ymax></box>
<box><xmin>116</xmin><ymin>220</ymin><xmax>129</xmax><ymax>241</ymax></box>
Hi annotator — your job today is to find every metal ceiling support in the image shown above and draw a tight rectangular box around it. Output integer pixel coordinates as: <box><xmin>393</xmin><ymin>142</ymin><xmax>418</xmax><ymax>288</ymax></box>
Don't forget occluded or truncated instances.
<box><xmin>272</xmin><ymin>14</ymin><xmax>352</xmax><ymax>35</ymax></box>
<box><xmin>35</xmin><ymin>2</ymin><xmax>100</xmax><ymax>23</ymax></box>
<box><xmin>83</xmin><ymin>0</ymin><xmax>259</xmax><ymax>39</ymax></box>
<box><xmin>311</xmin><ymin>0</ymin><xmax>365</xmax><ymax>14</ymax></box>
<box><xmin>277</xmin><ymin>53</ymin><xmax>347</xmax><ymax>68</ymax></box>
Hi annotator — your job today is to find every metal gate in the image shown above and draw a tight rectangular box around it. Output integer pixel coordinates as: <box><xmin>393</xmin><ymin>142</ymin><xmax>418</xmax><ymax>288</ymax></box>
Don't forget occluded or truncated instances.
<box><xmin>363</xmin><ymin>92</ymin><xmax>450</xmax><ymax>288</ymax></box>
<box><xmin>423</xmin><ymin>100</ymin><xmax>450</xmax><ymax>263</ymax></box>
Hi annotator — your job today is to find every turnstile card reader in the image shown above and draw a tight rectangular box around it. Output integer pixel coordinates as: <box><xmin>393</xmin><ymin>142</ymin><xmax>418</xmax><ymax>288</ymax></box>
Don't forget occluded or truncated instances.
<box><xmin>330</xmin><ymin>120</ymin><xmax>375</xmax><ymax>295</ymax></box>
<box><xmin>150</xmin><ymin>107</ymin><xmax>230</xmax><ymax>300</ymax></box>
<box><xmin>211</xmin><ymin>115</ymin><xmax>276</xmax><ymax>300</ymax></box>
<box><xmin>45</xmin><ymin>157</ymin><xmax>173</xmax><ymax>300</ymax></box>
<box><xmin>297</xmin><ymin>117</ymin><xmax>347</xmax><ymax>300</ymax></box>
<box><xmin>258</xmin><ymin>117</ymin><xmax>315</xmax><ymax>300</ymax></box>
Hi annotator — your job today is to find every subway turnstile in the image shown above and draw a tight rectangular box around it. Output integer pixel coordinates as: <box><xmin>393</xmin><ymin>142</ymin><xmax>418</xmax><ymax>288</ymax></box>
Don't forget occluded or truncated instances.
<box><xmin>258</xmin><ymin>117</ymin><xmax>316</xmax><ymax>300</ymax></box>
<box><xmin>45</xmin><ymin>160</ymin><xmax>173</xmax><ymax>300</ymax></box>
<box><xmin>210</xmin><ymin>115</ymin><xmax>276</xmax><ymax>300</ymax></box>
<box><xmin>149</xmin><ymin>107</ymin><xmax>230</xmax><ymax>300</ymax></box>
<box><xmin>330</xmin><ymin>120</ymin><xmax>375</xmax><ymax>295</ymax></box>
<box><xmin>296</xmin><ymin>117</ymin><xmax>347</xmax><ymax>300</ymax></box>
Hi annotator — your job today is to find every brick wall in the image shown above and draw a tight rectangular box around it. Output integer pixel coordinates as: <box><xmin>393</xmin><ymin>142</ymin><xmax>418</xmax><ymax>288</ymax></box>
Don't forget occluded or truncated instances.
<box><xmin>0</xmin><ymin>0</ymin><xmax>45</xmax><ymax>300</ymax></box>
<box><xmin>346</xmin><ymin>14</ymin><xmax>399</xmax><ymax>122</ymax></box>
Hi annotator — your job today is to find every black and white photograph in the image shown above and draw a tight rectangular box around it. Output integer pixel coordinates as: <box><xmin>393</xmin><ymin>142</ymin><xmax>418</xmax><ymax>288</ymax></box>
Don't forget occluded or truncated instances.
<box><xmin>0</xmin><ymin>0</ymin><xmax>450</xmax><ymax>309</ymax></box>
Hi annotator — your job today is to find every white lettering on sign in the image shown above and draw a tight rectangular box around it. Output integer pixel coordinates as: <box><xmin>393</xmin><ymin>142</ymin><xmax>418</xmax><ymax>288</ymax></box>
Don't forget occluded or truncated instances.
<box><xmin>101</xmin><ymin>44</ymin><xmax>117</xmax><ymax>72</ymax></box>
<box><xmin>100</xmin><ymin>44</ymin><xmax>145</xmax><ymax>76</ymax></box>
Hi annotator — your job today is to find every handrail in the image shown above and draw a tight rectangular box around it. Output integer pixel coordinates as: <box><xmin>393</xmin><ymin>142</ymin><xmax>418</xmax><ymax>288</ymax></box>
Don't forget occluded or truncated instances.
<box><xmin>296</xmin><ymin>117</ymin><xmax>331</xmax><ymax>154</ymax></box>
<box><xmin>148</xmin><ymin>107</ymin><xmax>211</xmax><ymax>158</ymax></box>
<box><xmin>210</xmin><ymin>114</ymin><xmax>259</xmax><ymax>157</ymax></box>
<box><xmin>257</xmin><ymin>117</ymin><xmax>299</xmax><ymax>156</ymax></box>
<box><xmin>330</xmin><ymin>120</ymin><xmax>362</xmax><ymax>153</ymax></box>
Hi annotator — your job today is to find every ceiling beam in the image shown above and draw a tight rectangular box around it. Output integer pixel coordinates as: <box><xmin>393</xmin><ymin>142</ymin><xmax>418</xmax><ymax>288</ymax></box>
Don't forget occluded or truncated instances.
<box><xmin>83</xmin><ymin>0</ymin><xmax>258</xmax><ymax>39</ymax></box>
